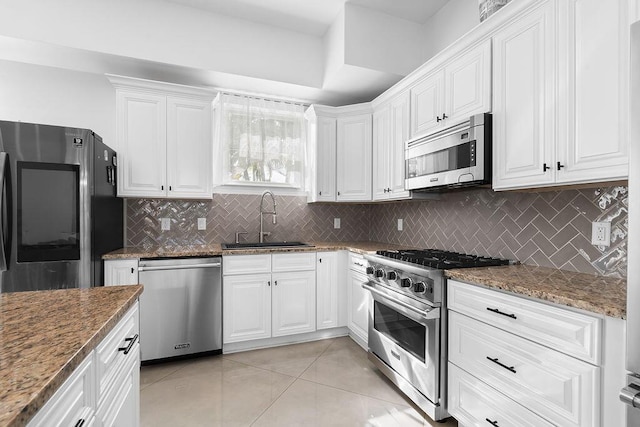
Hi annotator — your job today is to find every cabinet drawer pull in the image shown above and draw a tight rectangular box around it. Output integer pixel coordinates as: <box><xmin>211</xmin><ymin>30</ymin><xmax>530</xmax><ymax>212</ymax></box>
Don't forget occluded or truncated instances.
<box><xmin>486</xmin><ymin>307</ymin><xmax>517</xmax><ymax>319</ymax></box>
<box><xmin>354</xmin><ymin>262</ymin><xmax>364</xmax><ymax>267</ymax></box>
<box><xmin>75</xmin><ymin>419</ymin><xmax>85</xmax><ymax>427</ymax></box>
<box><xmin>390</xmin><ymin>350</ymin><xmax>401</xmax><ymax>360</ymax></box>
<box><xmin>118</xmin><ymin>333</ymin><xmax>139</xmax><ymax>355</ymax></box>
<box><xmin>485</xmin><ymin>418</ymin><xmax>500</xmax><ymax>427</ymax></box>
<box><xmin>486</xmin><ymin>356</ymin><xmax>516</xmax><ymax>374</ymax></box>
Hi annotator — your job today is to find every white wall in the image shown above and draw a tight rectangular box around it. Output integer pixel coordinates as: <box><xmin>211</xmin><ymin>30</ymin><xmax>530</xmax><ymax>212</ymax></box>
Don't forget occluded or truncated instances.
<box><xmin>343</xmin><ymin>3</ymin><xmax>424</xmax><ymax>76</ymax></box>
<box><xmin>0</xmin><ymin>0</ymin><xmax>324</xmax><ymax>89</ymax></box>
<box><xmin>0</xmin><ymin>60</ymin><xmax>117</xmax><ymax>149</ymax></box>
<box><xmin>421</xmin><ymin>0</ymin><xmax>479</xmax><ymax>62</ymax></box>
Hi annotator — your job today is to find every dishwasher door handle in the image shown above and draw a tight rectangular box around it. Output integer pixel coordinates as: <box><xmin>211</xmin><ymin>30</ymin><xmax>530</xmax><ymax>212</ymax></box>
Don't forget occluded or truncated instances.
<box><xmin>138</xmin><ymin>262</ymin><xmax>221</xmax><ymax>272</ymax></box>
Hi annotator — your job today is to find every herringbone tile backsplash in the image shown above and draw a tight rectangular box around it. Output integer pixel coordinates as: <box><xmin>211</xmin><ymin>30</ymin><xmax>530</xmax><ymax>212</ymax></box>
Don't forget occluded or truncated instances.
<box><xmin>126</xmin><ymin>185</ymin><xmax>627</xmax><ymax>277</ymax></box>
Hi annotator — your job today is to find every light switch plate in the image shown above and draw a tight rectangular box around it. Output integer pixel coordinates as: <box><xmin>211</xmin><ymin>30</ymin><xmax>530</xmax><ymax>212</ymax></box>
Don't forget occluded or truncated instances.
<box><xmin>161</xmin><ymin>218</ymin><xmax>170</xmax><ymax>231</ymax></box>
<box><xmin>197</xmin><ymin>218</ymin><xmax>206</xmax><ymax>230</ymax></box>
<box><xmin>334</xmin><ymin>218</ymin><xmax>341</xmax><ymax>229</ymax></box>
<box><xmin>397</xmin><ymin>218</ymin><xmax>403</xmax><ymax>231</ymax></box>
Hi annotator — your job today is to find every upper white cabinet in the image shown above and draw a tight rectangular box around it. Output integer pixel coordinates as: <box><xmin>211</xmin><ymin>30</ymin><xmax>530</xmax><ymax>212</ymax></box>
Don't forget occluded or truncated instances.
<box><xmin>410</xmin><ymin>40</ymin><xmax>492</xmax><ymax>139</ymax></box>
<box><xmin>492</xmin><ymin>0</ymin><xmax>557</xmax><ymax>189</ymax></box>
<box><xmin>373</xmin><ymin>92</ymin><xmax>411</xmax><ymax>201</ymax></box>
<box><xmin>336</xmin><ymin>111</ymin><xmax>372</xmax><ymax>202</ymax></box>
<box><xmin>306</xmin><ymin>104</ymin><xmax>372</xmax><ymax>203</ymax></box>
<box><xmin>306</xmin><ymin>106</ymin><xmax>337</xmax><ymax>202</ymax></box>
<box><xmin>493</xmin><ymin>0</ymin><xmax>630</xmax><ymax>190</ymax></box>
<box><xmin>108</xmin><ymin>75</ymin><xmax>214</xmax><ymax>199</ymax></box>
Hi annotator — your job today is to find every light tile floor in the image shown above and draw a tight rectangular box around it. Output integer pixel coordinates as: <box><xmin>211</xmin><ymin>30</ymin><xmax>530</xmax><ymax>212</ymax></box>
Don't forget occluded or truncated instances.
<box><xmin>140</xmin><ymin>337</ymin><xmax>459</xmax><ymax>426</ymax></box>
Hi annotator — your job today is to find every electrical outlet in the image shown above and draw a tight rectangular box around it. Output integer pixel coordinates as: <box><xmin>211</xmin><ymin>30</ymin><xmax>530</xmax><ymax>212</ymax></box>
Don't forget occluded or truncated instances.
<box><xmin>397</xmin><ymin>218</ymin><xmax>403</xmax><ymax>231</ymax></box>
<box><xmin>591</xmin><ymin>221</ymin><xmax>611</xmax><ymax>246</ymax></box>
<box><xmin>161</xmin><ymin>218</ymin><xmax>170</xmax><ymax>231</ymax></box>
<box><xmin>334</xmin><ymin>218</ymin><xmax>341</xmax><ymax>229</ymax></box>
<box><xmin>197</xmin><ymin>218</ymin><xmax>206</xmax><ymax>230</ymax></box>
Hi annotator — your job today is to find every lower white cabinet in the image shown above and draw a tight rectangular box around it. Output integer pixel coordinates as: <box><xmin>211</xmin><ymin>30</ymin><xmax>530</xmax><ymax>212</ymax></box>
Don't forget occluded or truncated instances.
<box><xmin>104</xmin><ymin>259</ymin><xmax>139</xmax><ymax>286</ymax></box>
<box><xmin>29</xmin><ymin>303</ymin><xmax>140</xmax><ymax>427</ymax></box>
<box><xmin>316</xmin><ymin>251</ymin><xmax>347</xmax><ymax>330</ymax></box>
<box><xmin>447</xmin><ymin>280</ymin><xmax>603</xmax><ymax>427</ymax></box>
<box><xmin>347</xmin><ymin>253</ymin><xmax>370</xmax><ymax>346</ymax></box>
<box><xmin>223</xmin><ymin>253</ymin><xmax>316</xmax><ymax>344</ymax></box>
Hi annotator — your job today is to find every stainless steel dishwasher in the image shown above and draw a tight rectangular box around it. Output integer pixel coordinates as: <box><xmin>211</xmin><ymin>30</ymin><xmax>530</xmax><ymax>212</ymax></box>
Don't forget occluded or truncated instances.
<box><xmin>138</xmin><ymin>257</ymin><xmax>222</xmax><ymax>363</ymax></box>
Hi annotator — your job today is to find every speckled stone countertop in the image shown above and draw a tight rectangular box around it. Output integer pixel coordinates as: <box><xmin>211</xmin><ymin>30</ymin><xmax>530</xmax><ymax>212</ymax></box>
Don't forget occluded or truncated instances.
<box><xmin>0</xmin><ymin>285</ymin><xmax>143</xmax><ymax>427</ymax></box>
<box><xmin>102</xmin><ymin>241</ymin><xmax>416</xmax><ymax>259</ymax></box>
<box><xmin>446</xmin><ymin>264</ymin><xmax>626</xmax><ymax>319</ymax></box>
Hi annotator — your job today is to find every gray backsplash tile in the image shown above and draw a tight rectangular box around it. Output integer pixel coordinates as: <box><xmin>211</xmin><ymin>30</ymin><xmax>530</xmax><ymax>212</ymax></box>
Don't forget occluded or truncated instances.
<box><xmin>126</xmin><ymin>185</ymin><xmax>627</xmax><ymax>278</ymax></box>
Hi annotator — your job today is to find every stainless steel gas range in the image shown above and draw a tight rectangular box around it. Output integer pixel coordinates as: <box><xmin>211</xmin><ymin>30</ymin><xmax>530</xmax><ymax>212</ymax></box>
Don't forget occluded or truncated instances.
<box><xmin>363</xmin><ymin>249</ymin><xmax>511</xmax><ymax>421</ymax></box>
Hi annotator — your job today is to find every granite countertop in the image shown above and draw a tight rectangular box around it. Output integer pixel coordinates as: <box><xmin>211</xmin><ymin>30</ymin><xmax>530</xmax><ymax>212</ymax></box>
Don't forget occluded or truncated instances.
<box><xmin>446</xmin><ymin>264</ymin><xmax>626</xmax><ymax>319</ymax></box>
<box><xmin>0</xmin><ymin>285</ymin><xmax>143</xmax><ymax>427</ymax></box>
<box><xmin>102</xmin><ymin>241</ymin><xmax>416</xmax><ymax>259</ymax></box>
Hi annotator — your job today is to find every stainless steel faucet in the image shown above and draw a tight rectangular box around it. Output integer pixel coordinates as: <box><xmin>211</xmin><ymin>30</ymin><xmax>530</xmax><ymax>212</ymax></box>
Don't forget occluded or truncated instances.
<box><xmin>259</xmin><ymin>190</ymin><xmax>277</xmax><ymax>243</ymax></box>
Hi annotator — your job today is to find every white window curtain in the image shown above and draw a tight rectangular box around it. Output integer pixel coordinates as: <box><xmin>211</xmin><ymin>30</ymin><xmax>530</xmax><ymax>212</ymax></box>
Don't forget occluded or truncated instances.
<box><xmin>215</xmin><ymin>93</ymin><xmax>307</xmax><ymax>189</ymax></box>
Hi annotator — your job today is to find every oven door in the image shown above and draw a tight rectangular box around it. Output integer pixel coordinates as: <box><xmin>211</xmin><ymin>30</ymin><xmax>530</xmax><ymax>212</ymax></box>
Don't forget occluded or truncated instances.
<box><xmin>363</xmin><ymin>282</ymin><xmax>440</xmax><ymax>404</ymax></box>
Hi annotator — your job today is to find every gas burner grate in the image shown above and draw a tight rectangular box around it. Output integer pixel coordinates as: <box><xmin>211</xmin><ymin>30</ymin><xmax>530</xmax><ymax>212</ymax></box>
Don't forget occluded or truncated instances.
<box><xmin>376</xmin><ymin>249</ymin><xmax>511</xmax><ymax>269</ymax></box>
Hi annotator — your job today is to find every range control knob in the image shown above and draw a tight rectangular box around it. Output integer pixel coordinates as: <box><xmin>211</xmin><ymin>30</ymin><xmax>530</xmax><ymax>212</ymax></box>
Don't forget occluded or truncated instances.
<box><xmin>374</xmin><ymin>268</ymin><xmax>385</xmax><ymax>278</ymax></box>
<box><xmin>365</xmin><ymin>266</ymin><xmax>375</xmax><ymax>275</ymax></box>
<box><xmin>400</xmin><ymin>278</ymin><xmax>413</xmax><ymax>288</ymax></box>
<box><xmin>387</xmin><ymin>271</ymin><xmax>398</xmax><ymax>281</ymax></box>
<box><xmin>413</xmin><ymin>282</ymin><xmax>427</xmax><ymax>294</ymax></box>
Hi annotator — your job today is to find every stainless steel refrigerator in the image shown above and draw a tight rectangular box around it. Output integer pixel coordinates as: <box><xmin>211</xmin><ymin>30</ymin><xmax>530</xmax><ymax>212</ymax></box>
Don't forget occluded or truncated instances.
<box><xmin>0</xmin><ymin>120</ymin><xmax>123</xmax><ymax>293</ymax></box>
<box><xmin>622</xmin><ymin>20</ymin><xmax>640</xmax><ymax>426</ymax></box>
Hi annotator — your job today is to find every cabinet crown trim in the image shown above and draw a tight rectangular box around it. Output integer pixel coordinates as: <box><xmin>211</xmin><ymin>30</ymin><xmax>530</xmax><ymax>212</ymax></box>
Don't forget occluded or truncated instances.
<box><xmin>106</xmin><ymin>74</ymin><xmax>216</xmax><ymax>100</ymax></box>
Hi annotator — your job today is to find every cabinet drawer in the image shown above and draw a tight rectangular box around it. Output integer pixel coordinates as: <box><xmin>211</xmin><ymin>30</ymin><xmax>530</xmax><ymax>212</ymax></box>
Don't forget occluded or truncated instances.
<box><xmin>448</xmin><ymin>279</ymin><xmax>601</xmax><ymax>364</ymax></box>
<box><xmin>28</xmin><ymin>354</ymin><xmax>95</xmax><ymax>427</ymax></box>
<box><xmin>223</xmin><ymin>254</ymin><xmax>271</xmax><ymax>275</ymax></box>
<box><xmin>272</xmin><ymin>252</ymin><xmax>316</xmax><ymax>272</ymax></box>
<box><xmin>448</xmin><ymin>363</ymin><xmax>554</xmax><ymax>427</ymax></box>
<box><xmin>449</xmin><ymin>311</ymin><xmax>599</xmax><ymax>427</ymax></box>
<box><xmin>95</xmin><ymin>304</ymin><xmax>139</xmax><ymax>405</ymax></box>
<box><xmin>348</xmin><ymin>252</ymin><xmax>368</xmax><ymax>273</ymax></box>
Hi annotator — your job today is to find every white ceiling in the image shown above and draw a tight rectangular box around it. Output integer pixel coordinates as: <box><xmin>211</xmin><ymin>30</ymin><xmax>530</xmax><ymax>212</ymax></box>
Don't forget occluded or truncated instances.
<box><xmin>162</xmin><ymin>0</ymin><xmax>450</xmax><ymax>36</ymax></box>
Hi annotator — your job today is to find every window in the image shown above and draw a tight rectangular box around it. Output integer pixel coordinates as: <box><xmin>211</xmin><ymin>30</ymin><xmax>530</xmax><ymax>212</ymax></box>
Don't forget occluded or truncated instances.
<box><xmin>214</xmin><ymin>93</ymin><xmax>307</xmax><ymax>189</ymax></box>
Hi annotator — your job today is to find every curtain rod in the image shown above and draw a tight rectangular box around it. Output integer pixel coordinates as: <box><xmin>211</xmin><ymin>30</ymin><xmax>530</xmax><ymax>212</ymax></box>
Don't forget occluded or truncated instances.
<box><xmin>218</xmin><ymin>90</ymin><xmax>309</xmax><ymax>107</ymax></box>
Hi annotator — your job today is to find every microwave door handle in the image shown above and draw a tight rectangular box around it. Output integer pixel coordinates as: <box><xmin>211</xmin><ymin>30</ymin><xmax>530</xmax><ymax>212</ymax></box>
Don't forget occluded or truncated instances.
<box><xmin>0</xmin><ymin>152</ymin><xmax>9</xmax><ymax>271</ymax></box>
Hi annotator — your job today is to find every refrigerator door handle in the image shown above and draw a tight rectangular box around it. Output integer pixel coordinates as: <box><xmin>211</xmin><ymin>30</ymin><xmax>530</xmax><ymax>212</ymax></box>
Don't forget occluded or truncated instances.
<box><xmin>0</xmin><ymin>152</ymin><xmax>9</xmax><ymax>271</ymax></box>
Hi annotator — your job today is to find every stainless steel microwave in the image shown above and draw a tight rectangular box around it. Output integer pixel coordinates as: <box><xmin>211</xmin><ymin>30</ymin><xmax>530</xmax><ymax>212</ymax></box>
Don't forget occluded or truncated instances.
<box><xmin>405</xmin><ymin>113</ymin><xmax>491</xmax><ymax>191</ymax></box>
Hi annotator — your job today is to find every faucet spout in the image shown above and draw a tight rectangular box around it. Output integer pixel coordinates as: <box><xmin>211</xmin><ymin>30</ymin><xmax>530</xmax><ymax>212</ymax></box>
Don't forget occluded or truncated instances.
<box><xmin>259</xmin><ymin>190</ymin><xmax>277</xmax><ymax>243</ymax></box>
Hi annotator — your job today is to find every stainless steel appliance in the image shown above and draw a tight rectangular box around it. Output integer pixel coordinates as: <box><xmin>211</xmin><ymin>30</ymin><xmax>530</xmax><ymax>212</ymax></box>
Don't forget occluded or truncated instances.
<box><xmin>363</xmin><ymin>249</ymin><xmax>510</xmax><ymax>421</ymax></box>
<box><xmin>621</xmin><ymin>19</ymin><xmax>640</xmax><ymax>426</ymax></box>
<box><xmin>138</xmin><ymin>257</ymin><xmax>222</xmax><ymax>362</ymax></box>
<box><xmin>405</xmin><ymin>113</ymin><xmax>491</xmax><ymax>191</ymax></box>
<box><xmin>0</xmin><ymin>120</ymin><xmax>122</xmax><ymax>293</ymax></box>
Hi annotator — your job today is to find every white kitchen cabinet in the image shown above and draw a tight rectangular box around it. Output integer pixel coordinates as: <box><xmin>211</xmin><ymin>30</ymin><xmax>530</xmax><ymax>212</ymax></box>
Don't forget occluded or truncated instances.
<box><xmin>447</xmin><ymin>279</ymin><xmax>610</xmax><ymax>427</ymax></box>
<box><xmin>373</xmin><ymin>92</ymin><xmax>411</xmax><ymax>201</ymax></box>
<box><xmin>316</xmin><ymin>252</ymin><xmax>346</xmax><ymax>330</ymax></box>
<box><xmin>346</xmin><ymin>253</ymin><xmax>370</xmax><ymax>347</ymax></box>
<box><xmin>272</xmin><ymin>270</ymin><xmax>316</xmax><ymax>337</ymax></box>
<box><xmin>29</xmin><ymin>303</ymin><xmax>140</xmax><ymax>427</ymax></box>
<box><xmin>223</xmin><ymin>273</ymin><xmax>272</xmax><ymax>343</ymax></box>
<box><xmin>108</xmin><ymin>75</ymin><xmax>213</xmax><ymax>199</ymax></box>
<box><xmin>104</xmin><ymin>259</ymin><xmax>139</xmax><ymax>286</ymax></box>
<box><xmin>493</xmin><ymin>0</ymin><xmax>629</xmax><ymax>190</ymax></box>
<box><xmin>555</xmin><ymin>0</ymin><xmax>629</xmax><ymax>184</ymax></box>
<box><xmin>222</xmin><ymin>253</ymin><xmax>316</xmax><ymax>344</ymax></box>
<box><xmin>305</xmin><ymin>106</ymin><xmax>337</xmax><ymax>203</ymax></box>
<box><xmin>336</xmin><ymin>113</ymin><xmax>372</xmax><ymax>202</ymax></box>
<box><xmin>410</xmin><ymin>40</ymin><xmax>491</xmax><ymax>139</ymax></box>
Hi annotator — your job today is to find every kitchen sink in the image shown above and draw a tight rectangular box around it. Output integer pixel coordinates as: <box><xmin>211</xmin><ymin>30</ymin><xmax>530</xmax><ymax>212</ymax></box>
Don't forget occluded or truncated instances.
<box><xmin>221</xmin><ymin>241</ymin><xmax>314</xmax><ymax>250</ymax></box>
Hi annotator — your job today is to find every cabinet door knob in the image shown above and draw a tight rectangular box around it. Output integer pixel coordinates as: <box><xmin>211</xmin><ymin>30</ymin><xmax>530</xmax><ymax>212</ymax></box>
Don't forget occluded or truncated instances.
<box><xmin>319</xmin><ymin>191</ymin><xmax>322</xmax><ymax>196</ymax></box>
<box><xmin>557</xmin><ymin>162</ymin><xmax>565</xmax><ymax>170</ymax></box>
<box><xmin>161</xmin><ymin>185</ymin><xmax>164</xmax><ymax>190</ymax></box>
<box><xmin>543</xmin><ymin>163</ymin><xmax>551</xmax><ymax>172</ymax></box>
<box><xmin>442</xmin><ymin>113</ymin><xmax>448</xmax><ymax>120</ymax></box>
<box><xmin>436</xmin><ymin>116</ymin><xmax>441</xmax><ymax>122</ymax></box>
<box><xmin>337</xmin><ymin>191</ymin><xmax>340</xmax><ymax>196</ymax></box>
<box><xmin>131</xmin><ymin>267</ymin><xmax>134</xmax><ymax>274</ymax></box>
<box><xmin>268</xmin><ymin>281</ymin><xmax>271</xmax><ymax>286</ymax></box>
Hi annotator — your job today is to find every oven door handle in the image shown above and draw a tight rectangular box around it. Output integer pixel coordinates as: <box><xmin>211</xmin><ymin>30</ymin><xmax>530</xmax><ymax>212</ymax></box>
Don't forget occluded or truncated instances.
<box><xmin>362</xmin><ymin>283</ymin><xmax>440</xmax><ymax>321</ymax></box>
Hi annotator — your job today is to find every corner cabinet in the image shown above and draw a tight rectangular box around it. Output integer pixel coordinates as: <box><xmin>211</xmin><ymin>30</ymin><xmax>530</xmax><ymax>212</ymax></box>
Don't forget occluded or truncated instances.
<box><xmin>492</xmin><ymin>0</ymin><xmax>629</xmax><ymax>190</ymax></box>
<box><xmin>346</xmin><ymin>252</ymin><xmax>370</xmax><ymax>348</ymax></box>
<box><xmin>410</xmin><ymin>39</ymin><xmax>492</xmax><ymax>140</ymax></box>
<box><xmin>108</xmin><ymin>75</ymin><xmax>214</xmax><ymax>199</ymax></box>
<box><xmin>306</xmin><ymin>104</ymin><xmax>372</xmax><ymax>203</ymax></box>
